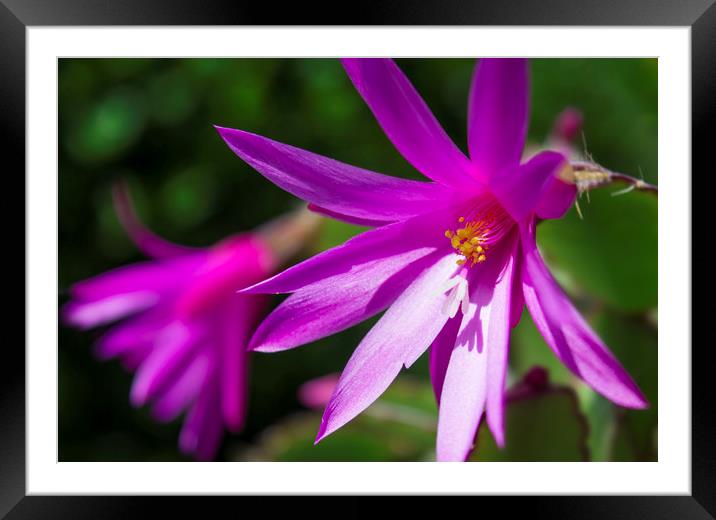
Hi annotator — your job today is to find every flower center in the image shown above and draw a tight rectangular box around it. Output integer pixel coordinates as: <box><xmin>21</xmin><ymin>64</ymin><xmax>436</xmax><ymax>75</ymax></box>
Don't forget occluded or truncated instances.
<box><xmin>439</xmin><ymin>199</ymin><xmax>514</xmax><ymax>316</ymax></box>
<box><xmin>444</xmin><ymin>216</ymin><xmax>492</xmax><ymax>267</ymax></box>
<box><xmin>444</xmin><ymin>195</ymin><xmax>514</xmax><ymax>267</ymax></box>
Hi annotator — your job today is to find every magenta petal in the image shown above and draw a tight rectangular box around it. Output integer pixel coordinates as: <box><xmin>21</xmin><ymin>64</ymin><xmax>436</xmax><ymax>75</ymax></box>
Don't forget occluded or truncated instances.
<box><xmin>435</xmin><ymin>298</ymin><xmax>487</xmax><ymax>462</ymax></box>
<box><xmin>520</xmin><ymin>222</ymin><xmax>648</xmax><ymax>408</ymax></box>
<box><xmin>175</xmin><ymin>235</ymin><xmax>273</xmax><ymax>320</ymax></box>
<box><xmin>217</xmin><ymin>295</ymin><xmax>257</xmax><ymax>432</ymax></box>
<box><xmin>534</xmin><ymin>171</ymin><xmax>577</xmax><ymax>220</ymax></box>
<box><xmin>130</xmin><ymin>321</ymin><xmax>202</xmax><ymax>407</ymax></box>
<box><xmin>215</xmin><ymin>126</ymin><xmax>452</xmax><ymax>224</ymax></box>
<box><xmin>315</xmin><ymin>253</ymin><xmax>459</xmax><ymax>442</ymax></box>
<box><xmin>250</xmin><ymin>248</ymin><xmax>443</xmax><ymax>353</ymax></box>
<box><xmin>428</xmin><ymin>316</ymin><xmax>461</xmax><ymax>404</ymax></box>
<box><xmin>341</xmin><ymin>58</ymin><xmax>475</xmax><ymax>188</ymax></box>
<box><xmin>490</xmin><ymin>150</ymin><xmax>573</xmax><ymax>223</ymax></box>
<box><xmin>62</xmin><ymin>292</ymin><xmax>158</xmax><ymax>329</ymax></box>
<box><xmin>243</xmin><ymin>207</ymin><xmax>456</xmax><ymax>296</ymax></box>
<box><xmin>94</xmin><ymin>307</ymin><xmax>169</xmax><ymax>359</ymax></box>
<box><xmin>179</xmin><ymin>373</ymin><xmax>223</xmax><ymax>461</ymax></box>
<box><xmin>468</xmin><ymin>58</ymin><xmax>529</xmax><ymax>180</ymax></box>
<box><xmin>69</xmin><ymin>254</ymin><xmax>205</xmax><ymax>303</ymax></box>
<box><xmin>509</xmin><ymin>246</ymin><xmax>525</xmax><ymax>328</ymax></box>
<box><xmin>152</xmin><ymin>352</ymin><xmax>210</xmax><ymax>423</ymax></box>
<box><xmin>247</xmin><ymin>208</ymin><xmax>462</xmax><ymax>352</ymax></box>
<box><xmin>112</xmin><ymin>181</ymin><xmax>199</xmax><ymax>259</ymax></box>
<box><xmin>435</xmin><ymin>236</ymin><xmax>516</xmax><ymax>461</ymax></box>
<box><xmin>484</xmin><ymin>240</ymin><xmax>519</xmax><ymax>448</ymax></box>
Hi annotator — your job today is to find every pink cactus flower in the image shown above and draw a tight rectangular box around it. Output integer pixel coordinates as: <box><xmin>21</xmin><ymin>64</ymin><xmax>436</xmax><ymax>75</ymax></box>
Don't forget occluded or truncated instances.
<box><xmin>63</xmin><ymin>183</ymin><xmax>276</xmax><ymax>460</ymax></box>
<box><xmin>216</xmin><ymin>58</ymin><xmax>647</xmax><ymax>461</ymax></box>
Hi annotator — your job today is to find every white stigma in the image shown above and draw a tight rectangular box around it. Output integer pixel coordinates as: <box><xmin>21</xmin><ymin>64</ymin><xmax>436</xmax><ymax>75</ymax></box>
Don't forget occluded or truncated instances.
<box><xmin>441</xmin><ymin>276</ymin><xmax>470</xmax><ymax>318</ymax></box>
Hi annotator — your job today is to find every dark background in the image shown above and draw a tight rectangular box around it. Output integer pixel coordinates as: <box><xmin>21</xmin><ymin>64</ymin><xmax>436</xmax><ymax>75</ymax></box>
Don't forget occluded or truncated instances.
<box><xmin>58</xmin><ymin>58</ymin><xmax>657</xmax><ymax>462</ymax></box>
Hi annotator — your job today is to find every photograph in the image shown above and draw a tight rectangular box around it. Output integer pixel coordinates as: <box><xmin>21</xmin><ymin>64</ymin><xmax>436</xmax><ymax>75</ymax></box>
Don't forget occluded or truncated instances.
<box><xmin>57</xmin><ymin>57</ymin><xmax>658</xmax><ymax>463</ymax></box>
<box><xmin>3</xmin><ymin>0</ymin><xmax>707</xmax><ymax>511</ymax></box>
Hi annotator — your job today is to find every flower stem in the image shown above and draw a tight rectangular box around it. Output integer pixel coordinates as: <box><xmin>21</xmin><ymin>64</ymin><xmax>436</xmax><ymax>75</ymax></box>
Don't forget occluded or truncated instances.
<box><xmin>569</xmin><ymin>161</ymin><xmax>658</xmax><ymax>196</ymax></box>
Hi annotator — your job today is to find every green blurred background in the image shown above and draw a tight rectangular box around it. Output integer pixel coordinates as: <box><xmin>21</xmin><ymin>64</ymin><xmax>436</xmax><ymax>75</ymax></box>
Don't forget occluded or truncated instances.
<box><xmin>58</xmin><ymin>58</ymin><xmax>657</xmax><ymax>462</ymax></box>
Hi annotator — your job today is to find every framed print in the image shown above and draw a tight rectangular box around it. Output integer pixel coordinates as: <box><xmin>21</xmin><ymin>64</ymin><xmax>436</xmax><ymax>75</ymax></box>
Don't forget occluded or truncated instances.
<box><xmin>4</xmin><ymin>0</ymin><xmax>710</xmax><ymax>515</ymax></box>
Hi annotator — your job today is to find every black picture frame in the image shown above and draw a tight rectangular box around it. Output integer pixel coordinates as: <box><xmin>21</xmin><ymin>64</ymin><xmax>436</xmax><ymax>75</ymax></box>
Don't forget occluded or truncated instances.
<box><xmin>4</xmin><ymin>0</ymin><xmax>708</xmax><ymax>516</ymax></box>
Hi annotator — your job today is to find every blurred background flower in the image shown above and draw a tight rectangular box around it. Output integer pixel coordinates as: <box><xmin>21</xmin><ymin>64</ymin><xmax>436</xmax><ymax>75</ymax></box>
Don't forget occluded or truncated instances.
<box><xmin>62</xmin><ymin>182</ymin><xmax>320</xmax><ymax>460</ymax></box>
<box><xmin>59</xmin><ymin>58</ymin><xmax>657</xmax><ymax>462</ymax></box>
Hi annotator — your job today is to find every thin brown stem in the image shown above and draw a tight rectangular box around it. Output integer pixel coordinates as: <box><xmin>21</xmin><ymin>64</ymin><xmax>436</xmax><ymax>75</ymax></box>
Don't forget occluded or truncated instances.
<box><xmin>568</xmin><ymin>161</ymin><xmax>658</xmax><ymax>195</ymax></box>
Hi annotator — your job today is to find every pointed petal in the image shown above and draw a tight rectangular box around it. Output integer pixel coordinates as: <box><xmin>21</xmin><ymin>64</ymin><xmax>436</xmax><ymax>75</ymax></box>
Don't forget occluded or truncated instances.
<box><xmin>428</xmin><ymin>316</ymin><xmax>461</xmax><ymax>404</ymax></box>
<box><xmin>68</xmin><ymin>254</ymin><xmax>206</xmax><ymax>303</ymax></box>
<box><xmin>129</xmin><ymin>321</ymin><xmax>203</xmax><ymax>407</ymax></box>
<box><xmin>468</xmin><ymin>58</ymin><xmax>529</xmax><ymax>179</ymax></box>
<box><xmin>490</xmin><ymin>150</ymin><xmax>574</xmax><ymax>223</ymax></box>
<box><xmin>520</xmin><ymin>222</ymin><xmax>648</xmax><ymax>408</ymax></box>
<box><xmin>152</xmin><ymin>352</ymin><xmax>211</xmax><ymax>423</ymax></box>
<box><xmin>436</xmin><ymin>236</ymin><xmax>516</xmax><ymax>461</ymax></box>
<box><xmin>179</xmin><ymin>372</ymin><xmax>224</xmax><ymax>461</ymax></box>
<box><xmin>243</xmin><ymin>207</ymin><xmax>456</xmax><ymax>296</ymax></box>
<box><xmin>112</xmin><ymin>181</ymin><xmax>199</xmax><ymax>259</ymax></box>
<box><xmin>94</xmin><ymin>307</ymin><xmax>170</xmax><ymax>359</ymax></box>
<box><xmin>435</xmin><ymin>298</ymin><xmax>487</xmax><ymax>462</ymax></box>
<box><xmin>216</xmin><ymin>126</ymin><xmax>453</xmax><ymax>224</ymax></box>
<box><xmin>62</xmin><ymin>292</ymin><xmax>158</xmax><ymax>329</ymax></box>
<box><xmin>509</xmin><ymin>245</ymin><xmax>525</xmax><ymax>328</ymax></box>
<box><xmin>485</xmin><ymin>237</ymin><xmax>519</xmax><ymax>447</ymax></box>
<box><xmin>315</xmin><ymin>253</ymin><xmax>458</xmax><ymax>442</ymax></box>
<box><xmin>247</xmin><ymin>208</ymin><xmax>462</xmax><ymax>352</ymax></box>
<box><xmin>217</xmin><ymin>295</ymin><xmax>259</xmax><ymax>432</ymax></box>
<box><xmin>342</xmin><ymin>58</ymin><xmax>474</xmax><ymax>188</ymax></box>
<box><xmin>534</xmin><ymin>169</ymin><xmax>578</xmax><ymax>220</ymax></box>
<box><xmin>250</xmin><ymin>248</ymin><xmax>442</xmax><ymax>353</ymax></box>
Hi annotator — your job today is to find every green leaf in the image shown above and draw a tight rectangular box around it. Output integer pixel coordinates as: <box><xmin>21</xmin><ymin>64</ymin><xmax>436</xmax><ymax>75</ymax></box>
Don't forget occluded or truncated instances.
<box><xmin>588</xmin><ymin>310</ymin><xmax>658</xmax><ymax>461</ymax></box>
<box><xmin>470</xmin><ymin>371</ymin><xmax>589</xmax><ymax>461</ymax></box>
<box><xmin>510</xmin><ymin>307</ymin><xmax>657</xmax><ymax>462</ymax></box>
<box><xmin>242</xmin><ymin>413</ymin><xmax>398</xmax><ymax>461</ymax></box>
<box><xmin>537</xmin><ymin>189</ymin><xmax>657</xmax><ymax>312</ymax></box>
<box><xmin>581</xmin><ymin>392</ymin><xmax>615</xmax><ymax>462</ymax></box>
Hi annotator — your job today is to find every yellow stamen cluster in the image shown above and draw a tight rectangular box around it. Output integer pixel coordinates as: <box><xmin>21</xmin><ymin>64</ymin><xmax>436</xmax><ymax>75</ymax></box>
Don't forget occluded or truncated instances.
<box><xmin>445</xmin><ymin>216</ymin><xmax>489</xmax><ymax>267</ymax></box>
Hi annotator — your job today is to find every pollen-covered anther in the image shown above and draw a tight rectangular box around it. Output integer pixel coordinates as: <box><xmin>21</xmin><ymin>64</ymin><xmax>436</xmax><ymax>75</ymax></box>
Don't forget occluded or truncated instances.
<box><xmin>444</xmin><ymin>216</ymin><xmax>492</xmax><ymax>267</ymax></box>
